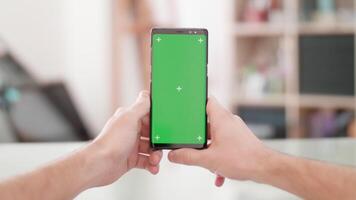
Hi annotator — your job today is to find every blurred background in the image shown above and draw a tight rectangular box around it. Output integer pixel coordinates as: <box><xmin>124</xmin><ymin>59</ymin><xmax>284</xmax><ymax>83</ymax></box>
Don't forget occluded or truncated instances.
<box><xmin>1</xmin><ymin>0</ymin><xmax>356</xmax><ymax>199</ymax></box>
<box><xmin>0</xmin><ymin>0</ymin><xmax>355</xmax><ymax>142</ymax></box>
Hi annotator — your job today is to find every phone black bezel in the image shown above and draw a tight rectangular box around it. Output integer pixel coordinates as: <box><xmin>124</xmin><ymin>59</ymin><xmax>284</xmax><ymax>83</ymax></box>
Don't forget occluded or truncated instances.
<box><xmin>150</xmin><ymin>28</ymin><xmax>208</xmax><ymax>150</ymax></box>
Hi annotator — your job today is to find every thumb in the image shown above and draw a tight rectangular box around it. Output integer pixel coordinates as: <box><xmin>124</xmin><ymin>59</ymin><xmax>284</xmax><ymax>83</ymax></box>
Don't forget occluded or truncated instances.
<box><xmin>130</xmin><ymin>90</ymin><xmax>150</xmax><ymax>119</ymax></box>
<box><xmin>168</xmin><ymin>149</ymin><xmax>208</xmax><ymax>167</ymax></box>
<box><xmin>207</xmin><ymin>96</ymin><xmax>230</xmax><ymax>123</ymax></box>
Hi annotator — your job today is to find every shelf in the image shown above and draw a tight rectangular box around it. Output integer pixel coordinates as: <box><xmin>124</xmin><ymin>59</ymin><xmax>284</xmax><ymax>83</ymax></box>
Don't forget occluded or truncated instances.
<box><xmin>299</xmin><ymin>95</ymin><xmax>355</xmax><ymax>109</ymax></box>
<box><xmin>299</xmin><ymin>22</ymin><xmax>355</xmax><ymax>35</ymax></box>
<box><xmin>233</xmin><ymin>22</ymin><xmax>355</xmax><ymax>37</ymax></box>
<box><xmin>233</xmin><ymin>94</ymin><xmax>286</xmax><ymax>107</ymax></box>
<box><xmin>232</xmin><ymin>22</ymin><xmax>355</xmax><ymax>37</ymax></box>
<box><xmin>233</xmin><ymin>23</ymin><xmax>285</xmax><ymax>37</ymax></box>
<box><xmin>233</xmin><ymin>94</ymin><xmax>355</xmax><ymax>109</ymax></box>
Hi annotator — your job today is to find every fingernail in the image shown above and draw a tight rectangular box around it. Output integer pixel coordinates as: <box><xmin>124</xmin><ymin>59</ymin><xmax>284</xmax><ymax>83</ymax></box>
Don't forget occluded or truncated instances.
<box><xmin>168</xmin><ymin>151</ymin><xmax>174</xmax><ymax>161</ymax></box>
<box><xmin>152</xmin><ymin>166</ymin><xmax>159</xmax><ymax>174</ymax></box>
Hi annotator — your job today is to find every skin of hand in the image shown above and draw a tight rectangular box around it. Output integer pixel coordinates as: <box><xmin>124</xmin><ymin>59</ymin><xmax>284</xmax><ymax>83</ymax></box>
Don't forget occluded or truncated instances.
<box><xmin>87</xmin><ymin>90</ymin><xmax>163</xmax><ymax>187</ymax></box>
<box><xmin>168</xmin><ymin>96</ymin><xmax>274</xmax><ymax>186</ymax></box>
<box><xmin>168</xmin><ymin>97</ymin><xmax>356</xmax><ymax>200</ymax></box>
<box><xmin>0</xmin><ymin>91</ymin><xmax>163</xmax><ymax>200</ymax></box>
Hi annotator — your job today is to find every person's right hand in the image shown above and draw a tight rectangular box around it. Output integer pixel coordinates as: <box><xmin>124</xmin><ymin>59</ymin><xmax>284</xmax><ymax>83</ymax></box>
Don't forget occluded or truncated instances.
<box><xmin>168</xmin><ymin>97</ymin><xmax>275</xmax><ymax>186</ymax></box>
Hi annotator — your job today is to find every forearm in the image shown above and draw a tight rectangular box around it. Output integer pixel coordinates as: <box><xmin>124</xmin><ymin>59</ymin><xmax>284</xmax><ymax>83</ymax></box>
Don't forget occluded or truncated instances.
<box><xmin>257</xmin><ymin>150</ymin><xmax>356</xmax><ymax>200</ymax></box>
<box><xmin>0</xmin><ymin>145</ymin><xmax>99</xmax><ymax>200</ymax></box>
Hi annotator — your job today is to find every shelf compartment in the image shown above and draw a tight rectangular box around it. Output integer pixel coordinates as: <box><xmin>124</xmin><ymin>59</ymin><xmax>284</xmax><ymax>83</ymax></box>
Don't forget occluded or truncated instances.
<box><xmin>235</xmin><ymin>36</ymin><xmax>287</xmax><ymax>99</ymax></box>
<box><xmin>299</xmin><ymin>107</ymin><xmax>355</xmax><ymax>138</ymax></box>
<box><xmin>299</xmin><ymin>34</ymin><xmax>355</xmax><ymax>96</ymax></box>
<box><xmin>237</xmin><ymin>106</ymin><xmax>287</xmax><ymax>139</ymax></box>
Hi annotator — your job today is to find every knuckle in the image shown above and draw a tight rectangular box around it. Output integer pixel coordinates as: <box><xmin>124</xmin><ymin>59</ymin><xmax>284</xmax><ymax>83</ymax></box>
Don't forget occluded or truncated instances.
<box><xmin>114</xmin><ymin>107</ymin><xmax>125</xmax><ymax>116</ymax></box>
<box><xmin>181</xmin><ymin>152</ymin><xmax>194</xmax><ymax>164</ymax></box>
<box><xmin>233</xmin><ymin>115</ymin><xmax>243</xmax><ymax>122</ymax></box>
<box><xmin>118</xmin><ymin>110</ymin><xmax>135</xmax><ymax>125</ymax></box>
<box><xmin>179</xmin><ymin>152</ymin><xmax>189</xmax><ymax>163</ymax></box>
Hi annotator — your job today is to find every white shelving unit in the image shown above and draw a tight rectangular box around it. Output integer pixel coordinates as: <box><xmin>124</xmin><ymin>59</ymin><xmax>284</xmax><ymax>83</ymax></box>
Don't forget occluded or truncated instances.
<box><xmin>230</xmin><ymin>0</ymin><xmax>356</xmax><ymax>138</ymax></box>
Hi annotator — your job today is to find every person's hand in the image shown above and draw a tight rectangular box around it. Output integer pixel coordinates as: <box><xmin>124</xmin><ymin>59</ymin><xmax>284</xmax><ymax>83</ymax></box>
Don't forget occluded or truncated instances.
<box><xmin>84</xmin><ymin>91</ymin><xmax>162</xmax><ymax>187</ymax></box>
<box><xmin>168</xmin><ymin>97</ymin><xmax>274</xmax><ymax>186</ymax></box>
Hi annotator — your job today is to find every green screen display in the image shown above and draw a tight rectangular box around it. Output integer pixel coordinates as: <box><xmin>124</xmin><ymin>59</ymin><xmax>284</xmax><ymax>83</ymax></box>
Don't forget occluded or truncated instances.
<box><xmin>151</xmin><ymin>33</ymin><xmax>207</xmax><ymax>145</ymax></box>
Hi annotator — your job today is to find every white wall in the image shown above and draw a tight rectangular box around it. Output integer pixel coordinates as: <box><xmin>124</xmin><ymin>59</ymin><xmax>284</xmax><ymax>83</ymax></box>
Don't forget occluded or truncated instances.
<box><xmin>0</xmin><ymin>0</ymin><xmax>112</xmax><ymax>135</ymax></box>
<box><xmin>0</xmin><ymin>0</ymin><xmax>66</xmax><ymax>81</ymax></box>
<box><xmin>62</xmin><ymin>0</ymin><xmax>112</xmax><ymax>135</ymax></box>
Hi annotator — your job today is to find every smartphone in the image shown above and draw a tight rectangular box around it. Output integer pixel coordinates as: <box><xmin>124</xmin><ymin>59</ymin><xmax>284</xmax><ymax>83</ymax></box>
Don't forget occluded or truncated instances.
<box><xmin>150</xmin><ymin>28</ymin><xmax>208</xmax><ymax>149</ymax></box>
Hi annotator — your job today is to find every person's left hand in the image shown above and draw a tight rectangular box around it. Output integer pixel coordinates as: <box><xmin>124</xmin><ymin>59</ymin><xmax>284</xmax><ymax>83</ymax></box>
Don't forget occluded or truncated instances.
<box><xmin>85</xmin><ymin>91</ymin><xmax>162</xmax><ymax>187</ymax></box>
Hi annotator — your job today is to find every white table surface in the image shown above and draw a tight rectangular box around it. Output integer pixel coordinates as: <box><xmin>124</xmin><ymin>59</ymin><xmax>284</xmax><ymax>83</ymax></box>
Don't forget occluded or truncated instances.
<box><xmin>0</xmin><ymin>138</ymin><xmax>355</xmax><ymax>200</ymax></box>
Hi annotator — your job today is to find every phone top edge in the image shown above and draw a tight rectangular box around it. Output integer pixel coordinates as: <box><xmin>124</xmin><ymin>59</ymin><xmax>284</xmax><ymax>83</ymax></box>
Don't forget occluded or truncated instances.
<box><xmin>151</xmin><ymin>28</ymin><xmax>208</xmax><ymax>35</ymax></box>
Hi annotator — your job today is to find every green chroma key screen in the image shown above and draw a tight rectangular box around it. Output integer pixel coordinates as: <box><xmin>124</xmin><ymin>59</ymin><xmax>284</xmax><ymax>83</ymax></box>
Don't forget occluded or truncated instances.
<box><xmin>151</xmin><ymin>29</ymin><xmax>207</xmax><ymax>149</ymax></box>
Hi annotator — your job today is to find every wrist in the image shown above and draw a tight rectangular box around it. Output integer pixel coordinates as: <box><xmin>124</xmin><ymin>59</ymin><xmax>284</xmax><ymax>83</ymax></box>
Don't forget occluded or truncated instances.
<box><xmin>73</xmin><ymin>145</ymin><xmax>101</xmax><ymax>189</ymax></box>
<box><xmin>249</xmin><ymin>146</ymin><xmax>282</xmax><ymax>183</ymax></box>
<box><xmin>252</xmin><ymin>148</ymin><xmax>302</xmax><ymax>194</ymax></box>
<box><xmin>77</xmin><ymin>143</ymin><xmax>112</xmax><ymax>188</ymax></box>
<box><xmin>80</xmin><ymin>141</ymin><xmax>128</xmax><ymax>188</ymax></box>
<box><xmin>36</xmin><ymin>144</ymin><xmax>106</xmax><ymax>199</ymax></box>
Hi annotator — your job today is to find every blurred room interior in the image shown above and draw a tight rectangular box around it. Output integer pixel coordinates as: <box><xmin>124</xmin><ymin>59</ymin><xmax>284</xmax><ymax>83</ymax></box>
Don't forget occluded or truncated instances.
<box><xmin>0</xmin><ymin>0</ymin><xmax>356</xmax><ymax>199</ymax></box>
